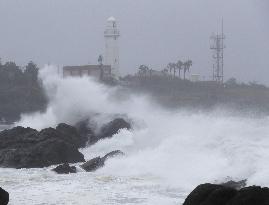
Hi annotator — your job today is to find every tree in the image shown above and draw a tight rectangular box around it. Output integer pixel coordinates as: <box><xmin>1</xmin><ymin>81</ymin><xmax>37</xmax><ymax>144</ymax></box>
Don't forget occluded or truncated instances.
<box><xmin>172</xmin><ymin>63</ymin><xmax>177</xmax><ymax>78</ymax></box>
<box><xmin>25</xmin><ymin>61</ymin><xmax>39</xmax><ymax>82</ymax></box>
<box><xmin>162</xmin><ymin>68</ymin><xmax>169</xmax><ymax>76</ymax></box>
<box><xmin>167</xmin><ymin>63</ymin><xmax>173</xmax><ymax>75</ymax></box>
<box><xmin>98</xmin><ymin>55</ymin><xmax>103</xmax><ymax>65</ymax></box>
<box><xmin>98</xmin><ymin>55</ymin><xmax>104</xmax><ymax>80</ymax></box>
<box><xmin>167</xmin><ymin>63</ymin><xmax>177</xmax><ymax>78</ymax></box>
<box><xmin>183</xmin><ymin>60</ymin><xmax>192</xmax><ymax>80</ymax></box>
<box><xmin>0</xmin><ymin>60</ymin><xmax>47</xmax><ymax>122</ymax></box>
<box><xmin>225</xmin><ymin>78</ymin><xmax>237</xmax><ymax>87</ymax></box>
<box><xmin>4</xmin><ymin>61</ymin><xmax>18</xmax><ymax>69</ymax></box>
<box><xmin>2</xmin><ymin>61</ymin><xmax>22</xmax><ymax>83</ymax></box>
<box><xmin>138</xmin><ymin>65</ymin><xmax>149</xmax><ymax>77</ymax></box>
<box><xmin>176</xmin><ymin>60</ymin><xmax>183</xmax><ymax>78</ymax></box>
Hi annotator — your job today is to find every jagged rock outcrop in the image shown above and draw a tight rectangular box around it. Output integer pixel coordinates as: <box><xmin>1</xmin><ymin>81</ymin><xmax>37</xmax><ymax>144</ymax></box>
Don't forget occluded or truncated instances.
<box><xmin>0</xmin><ymin>117</ymin><xmax>130</xmax><ymax>169</ymax></box>
<box><xmin>183</xmin><ymin>182</ymin><xmax>269</xmax><ymax>205</ymax></box>
<box><xmin>0</xmin><ymin>125</ymin><xmax>85</xmax><ymax>168</ymax></box>
<box><xmin>52</xmin><ymin>163</ymin><xmax>77</xmax><ymax>174</ymax></box>
<box><xmin>103</xmin><ymin>150</ymin><xmax>124</xmax><ymax>160</ymax></box>
<box><xmin>97</xmin><ymin>118</ymin><xmax>131</xmax><ymax>141</ymax></box>
<box><xmin>80</xmin><ymin>150</ymin><xmax>124</xmax><ymax>172</ymax></box>
<box><xmin>74</xmin><ymin>118</ymin><xmax>97</xmax><ymax>145</ymax></box>
<box><xmin>0</xmin><ymin>187</ymin><xmax>9</xmax><ymax>205</ymax></box>
<box><xmin>221</xmin><ymin>180</ymin><xmax>247</xmax><ymax>190</ymax></box>
<box><xmin>56</xmin><ymin>123</ymin><xmax>88</xmax><ymax>148</ymax></box>
<box><xmin>75</xmin><ymin>118</ymin><xmax>131</xmax><ymax>145</ymax></box>
<box><xmin>80</xmin><ymin>156</ymin><xmax>105</xmax><ymax>172</ymax></box>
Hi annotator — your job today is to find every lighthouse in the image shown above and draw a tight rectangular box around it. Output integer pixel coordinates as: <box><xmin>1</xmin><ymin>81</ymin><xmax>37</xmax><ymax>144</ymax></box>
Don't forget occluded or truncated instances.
<box><xmin>104</xmin><ymin>16</ymin><xmax>120</xmax><ymax>78</ymax></box>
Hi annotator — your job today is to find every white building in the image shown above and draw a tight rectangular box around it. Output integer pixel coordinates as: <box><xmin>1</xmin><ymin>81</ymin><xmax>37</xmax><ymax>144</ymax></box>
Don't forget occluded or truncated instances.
<box><xmin>62</xmin><ymin>65</ymin><xmax>111</xmax><ymax>80</ymax></box>
<box><xmin>104</xmin><ymin>16</ymin><xmax>120</xmax><ymax>78</ymax></box>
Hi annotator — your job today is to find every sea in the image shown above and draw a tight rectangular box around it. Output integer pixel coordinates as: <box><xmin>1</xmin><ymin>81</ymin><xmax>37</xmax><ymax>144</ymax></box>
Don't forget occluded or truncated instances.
<box><xmin>1</xmin><ymin>66</ymin><xmax>269</xmax><ymax>204</ymax></box>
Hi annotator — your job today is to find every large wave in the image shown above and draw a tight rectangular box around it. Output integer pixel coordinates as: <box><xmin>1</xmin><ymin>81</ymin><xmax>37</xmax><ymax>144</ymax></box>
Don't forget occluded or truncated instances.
<box><xmin>16</xmin><ymin>65</ymin><xmax>269</xmax><ymax>192</ymax></box>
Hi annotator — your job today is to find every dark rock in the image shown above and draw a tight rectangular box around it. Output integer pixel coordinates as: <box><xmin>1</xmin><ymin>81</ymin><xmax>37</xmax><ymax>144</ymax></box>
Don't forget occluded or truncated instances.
<box><xmin>74</xmin><ymin>119</ymin><xmax>97</xmax><ymax>145</ymax></box>
<box><xmin>201</xmin><ymin>187</ymin><xmax>237</xmax><ymax>205</ymax></box>
<box><xmin>183</xmin><ymin>183</ymin><xmax>269</xmax><ymax>205</ymax></box>
<box><xmin>98</xmin><ymin>118</ymin><xmax>131</xmax><ymax>140</ymax></box>
<box><xmin>80</xmin><ymin>157</ymin><xmax>105</xmax><ymax>172</ymax></box>
<box><xmin>221</xmin><ymin>180</ymin><xmax>247</xmax><ymax>190</ymax></box>
<box><xmin>75</xmin><ymin>118</ymin><xmax>92</xmax><ymax>137</ymax></box>
<box><xmin>74</xmin><ymin>118</ymin><xmax>131</xmax><ymax>145</ymax></box>
<box><xmin>56</xmin><ymin>123</ymin><xmax>88</xmax><ymax>148</ymax></box>
<box><xmin>0</xmin><ymin>125</ymin><xmax>85</xmax><ymax>168</ymax></box>
<box><xmin>227</xmin><ymin>186</ymin><xmax>269</xmax><ymax>205</ymax></box>
<box><xmin>52</xmin><ymin>163</ymin><xmax>77</xmax><ymax>174</ymax></box>
<box><xmin>103</xmin><ymin>150</ymin><xmax>124</xmax><ymax>160</ymax></box>
<box><xmin>183</xmin><ymin>183</ymin><xmax>223</xmax><ymax>205</ymax></box>
<box><xmin>0</xmin><ymin>187</ymin><xmax>9</xmax><ymax>205</ymax></box>
<box><xmin>81</xmin><ymin>150</ymin><xmax>124</xmax><ymax>172</ymax></box>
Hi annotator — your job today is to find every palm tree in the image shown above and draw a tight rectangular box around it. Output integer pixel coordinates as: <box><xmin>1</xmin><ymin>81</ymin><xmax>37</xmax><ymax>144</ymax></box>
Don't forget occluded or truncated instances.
<box><xmin>169</xmin><ymin>63</ymin><xmax>177</xmax><ymax>78</ymax></box>
<box><xmin>162</xmin><ymin>68</ymin><xmax>169</xmax><ymax>76</ymax></box>
<box><xmin>138</xmin><ymin>65</ymin><xmax>149</xmax><ymax>77</ymax></box>
<box><xmin>176</xmin><ymin>60</ymin><xmax>183</xmax><ymax>79</ymax></box>
<box><xmin>167</xmin><ymin>63</ymin><xmax>174</xmax><ymax>75</ymax></box>
<box><xmin>98</xmin><ymin>55</ymin><xmax>103</xmax><ymax>65</ymax></box>
<box><xmin>173</xmin><ymin>63</ymin><xmax>177</xmax><ymax>78</ymax></box>
<box><xmin>98</xmin><ymin>55</ymin><xmax>104</xmax><ymax>79</ymax></box>
<box><xmin>183</xmin><ymin>60</ymin><xmax>193</xmax><ymax>80</ymax></box>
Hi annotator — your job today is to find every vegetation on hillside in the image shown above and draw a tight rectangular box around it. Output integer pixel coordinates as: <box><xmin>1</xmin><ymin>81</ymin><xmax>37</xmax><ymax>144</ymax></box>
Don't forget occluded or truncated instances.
<box><xmin>0</xmin><ymin>60</ymin><xmax>47</xmax><ymax>123</ymax></box>
<box><xmin>122</xmin><ymin>66</ymin><xmax>269</xmax><ymax>114</ymax></box>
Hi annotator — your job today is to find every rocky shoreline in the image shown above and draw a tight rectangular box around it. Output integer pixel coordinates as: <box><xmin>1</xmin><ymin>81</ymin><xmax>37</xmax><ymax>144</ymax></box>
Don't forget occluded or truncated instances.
<box><xmin>183</xmin><ymin>182</ymin><xmax>269</xmax><ymax>205</ymax></box>
<box><xmin>0</xmin><ymin>117</ymin><xmax>131</xmax><ymax>204</ymax></box>
<box><xmin>52</xmin><ymin>150</ymin><xmax>124</xmax><ymax>174</ymax></box>
<box><xmin>1</xmin><ymin>117</ymin><xmax>269</xmax><ymax>204</ymax></box>
<box><xmin>0</xmin><ymin>118</ymin><xmax>131</xmax><ymax>169</ymax></box>
<box><xmin>0</xmin><ymin>187</ymin><xmax>9</xmax><ymax>205</ymax></box>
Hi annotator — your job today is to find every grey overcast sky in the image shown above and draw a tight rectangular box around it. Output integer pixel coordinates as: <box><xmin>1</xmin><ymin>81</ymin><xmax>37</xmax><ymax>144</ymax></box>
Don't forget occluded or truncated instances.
<box><xmin>0</xmin><ymin>0</ymin><xmax>268</xmax><ymax>83</ymax></box>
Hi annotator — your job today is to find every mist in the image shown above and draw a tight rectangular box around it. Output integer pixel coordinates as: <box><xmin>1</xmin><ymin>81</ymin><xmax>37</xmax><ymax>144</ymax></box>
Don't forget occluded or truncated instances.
<box><xmin>6</xmin><ymin>64</ymin><xmax>269</xmax><ymax>204</ymax></box>
<box><xmin>0</xmin><ymin>0</ymin><xmax>268</xmax><ymax>83</ymax></box>
<box><xmin>1</xmin><ymin>1</ymin><xmax>269</xmax><ymax>204</ymax></box>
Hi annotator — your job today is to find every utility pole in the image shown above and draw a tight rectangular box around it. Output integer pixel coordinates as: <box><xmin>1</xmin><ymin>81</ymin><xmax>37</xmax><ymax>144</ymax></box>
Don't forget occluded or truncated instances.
<box><xmin>210</xmin><ymin>19</ymin><xmax>225</xmax><ymax>84</ymax></box>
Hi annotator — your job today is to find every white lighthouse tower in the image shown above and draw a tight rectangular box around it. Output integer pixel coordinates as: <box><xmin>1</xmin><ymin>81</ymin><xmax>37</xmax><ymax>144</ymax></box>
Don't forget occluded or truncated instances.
<box><xmin>104</xmin><ymin>16</ymin><xmax>120</xmax><ymax>78</ymax></box>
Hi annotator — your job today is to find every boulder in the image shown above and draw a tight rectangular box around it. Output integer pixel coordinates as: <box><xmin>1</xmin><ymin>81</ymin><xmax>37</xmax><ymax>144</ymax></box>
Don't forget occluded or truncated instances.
<box><xmin>80</xmin><ymin>150</ymin><xmax>124</xmax><ymax>172</ymax></box>
<box><xmin>74</xmin><ymin>118</ymin><xmax>131</xmax><ymax>145</ymax></box>
<box><xmin>200</xmin><ymin>186</ymin><xmax>237</xmax><ymax>205</ymax></box>
<box><xmin>0</xmin><ymin>187</ymin><xmax>9</xmax><ymax>205</ymax></box>
<box><xmin>74</xmin><ymin>119</ymin><xmax>97</xmax><ymax>145</ymax></box>
<box><xmin>97</xmin><ymin>118</ymin><xmax>131</xmax><ymax>141</ymax></box>
<box><xmin>183</xmin><ymin>183</ymin><xmax>224</xmax><ymax>205</ymax></box>
<box><xmin>56</xmin><ymin>123</ymin><xmax>88</xmax><ymax>148</ymax></box>
<box><xmin>80</xmin><ymin>157</ymin><xmax>105</xmax><ymax>172</ymax></box>
<box><xmin>227</xmin><ymin>186</ymin><xmax>269</xmax><ymax>205</ymax></box>
<box><xmin>0</xmin><ymin>125</ymin><xmax>85</xmax><ymax>169</ymax></box>
<box><xmin>183</xmin><ymin>183</ymin><xmax>269</xmax><ymax>205</ymax></box>
<box><xmin>52</xmin><ymin>163</ymin><xmax>77</xmax><ymax>174</ymax></box>
<box><xmin>103</xmin><ymin>150</ymin><xmax>124</xmax><ymax>160</ymax></box>
<box><xmin>221</xmin><ymin>180</ymin><xmax>247</xmax><ymax>190</ymax></box>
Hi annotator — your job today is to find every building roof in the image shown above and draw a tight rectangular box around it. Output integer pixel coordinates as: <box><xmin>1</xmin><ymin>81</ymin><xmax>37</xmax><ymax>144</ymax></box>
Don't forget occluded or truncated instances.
<box><xmin>63</xmin><ymin>65</ymin><xmax>111</xmax><ymax>71</ymax></box>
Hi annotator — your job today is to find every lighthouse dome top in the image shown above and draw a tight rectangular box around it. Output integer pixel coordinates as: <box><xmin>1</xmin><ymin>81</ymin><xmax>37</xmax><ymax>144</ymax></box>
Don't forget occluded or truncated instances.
<box><xmin>107</xmin><ymin>16</ymin><xmax>116</xmax><ymax>22</ymax></box>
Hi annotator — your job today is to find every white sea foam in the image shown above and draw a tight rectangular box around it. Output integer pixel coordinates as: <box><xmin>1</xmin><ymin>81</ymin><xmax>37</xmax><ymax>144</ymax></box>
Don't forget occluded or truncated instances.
<box><xmin>3</xmin><ymin>65</ymin><xmax>269</xmax><ymax>204</ymax></box>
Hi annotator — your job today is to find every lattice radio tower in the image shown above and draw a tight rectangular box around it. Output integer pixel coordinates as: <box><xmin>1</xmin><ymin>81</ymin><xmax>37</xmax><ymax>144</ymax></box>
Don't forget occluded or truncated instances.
<box><xmin>210</xmin><ymin>20</ymin><xmax>225</xmax><ymax>84</ymax></box>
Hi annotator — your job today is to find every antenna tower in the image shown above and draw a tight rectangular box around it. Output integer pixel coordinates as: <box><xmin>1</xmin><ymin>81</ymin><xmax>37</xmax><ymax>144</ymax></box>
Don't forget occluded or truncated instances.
<box><xmin>210</xmin><ymin>20</ymin><xmax>225</xmax><ymax>84</ymax></box>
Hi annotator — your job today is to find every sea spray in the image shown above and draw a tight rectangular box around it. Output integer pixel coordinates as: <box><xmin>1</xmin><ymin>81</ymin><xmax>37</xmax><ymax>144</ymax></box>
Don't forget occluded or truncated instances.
<box><xmin>9</xmin><ymin>65</ymin><xmax>269</xmax><ymax>204</ymax></box>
